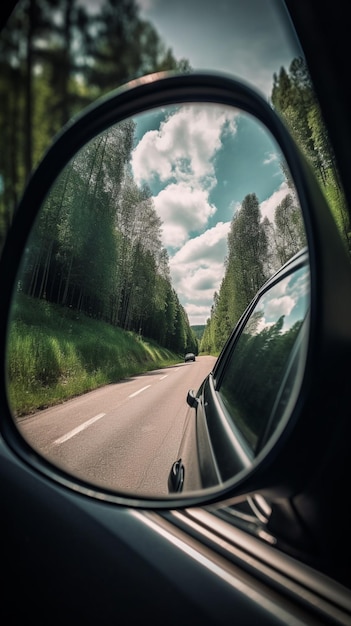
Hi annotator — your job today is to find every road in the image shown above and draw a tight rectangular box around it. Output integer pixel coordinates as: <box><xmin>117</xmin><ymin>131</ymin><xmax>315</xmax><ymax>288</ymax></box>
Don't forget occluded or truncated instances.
<box><xmin>17</xmin><ymin>355</ymin><xmax>217</xmax><ymax>496</ymax></box>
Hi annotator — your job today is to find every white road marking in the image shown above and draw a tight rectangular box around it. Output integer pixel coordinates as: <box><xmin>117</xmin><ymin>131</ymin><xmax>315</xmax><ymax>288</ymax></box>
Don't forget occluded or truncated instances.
<box><xmin>129</xmin><ymin>385</ymin><xmax>151</xmax><ymax>398</ymax></box>
<box><xmin>52</xmin><ymin>372</ymin><xmax>172</xmax><ymax>445</ymax></box>
<box><xmin>53</xmin><ymin>412</ymin><xmax>106</xmax><ymax>445</ymax></box>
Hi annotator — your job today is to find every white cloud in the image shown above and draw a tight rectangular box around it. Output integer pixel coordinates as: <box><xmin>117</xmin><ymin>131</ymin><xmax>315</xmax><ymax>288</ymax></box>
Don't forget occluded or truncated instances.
<box><xmin>263</xmin><ymin>152</ymin><xmax>278</xmax><ymax>166</ymax></box>
<box><xmin>131</xmin><ymin>104</ymin><xmax>238</xmax><ymax>187</ymax></box>
<box><xmin>154</xmin><ymin>183</ymin><xmax>217</xmax><ymax>248</ymax></box>
<box><xmin>260</xmin><ymin>180</ymin><xmax>290</xmax><ymax>222</ymax></box>
<box><xmin>185</xmin><ymin>303</ymin><xmax>214</xmax><ymax>326</ymax></box>
<box><xmin>170</xmin><ymin>221</ymin><xmax>230</xmax><ymax>264</ymax></box>
<box><xmin>254</xmin><ymin>295</ymin><xmax>295</xmax><ymax>334</ymax></box>
<box><xmin>169</xmin><ymin>222</ymin><xmax>230</xmax><ymax>324</ymax></box>
<box><xmin>265</xmin><ymin>295</ymin><xmax>295</xmax><ymax>319</ymax></box>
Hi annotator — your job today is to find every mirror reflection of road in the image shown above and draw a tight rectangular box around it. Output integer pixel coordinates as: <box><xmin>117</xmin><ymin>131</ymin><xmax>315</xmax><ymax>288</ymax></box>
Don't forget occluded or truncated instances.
<box><xmin>17</xmin><ymin>355</ymin><xmax>216</xmax><ymax>496</ymax></box>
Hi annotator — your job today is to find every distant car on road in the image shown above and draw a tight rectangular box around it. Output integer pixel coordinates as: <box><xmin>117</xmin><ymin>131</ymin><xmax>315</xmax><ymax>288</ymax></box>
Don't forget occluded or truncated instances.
<box><xmin>184</xmin><ymin>352</ymin><xmax>196</xmax><ymax>362</ymax></box>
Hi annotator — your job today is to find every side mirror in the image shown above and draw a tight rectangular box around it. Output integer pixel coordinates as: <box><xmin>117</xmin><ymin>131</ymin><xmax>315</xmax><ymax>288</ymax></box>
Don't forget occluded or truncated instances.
<box><xmin>187</xmin><ymin>390</ymin><xmax>198</xmax><ymax>409</ymax></box>
<box><xmin>1</xmin><ymin>72</ymin><xmax>351</xmax><ymax>509</ymax></box>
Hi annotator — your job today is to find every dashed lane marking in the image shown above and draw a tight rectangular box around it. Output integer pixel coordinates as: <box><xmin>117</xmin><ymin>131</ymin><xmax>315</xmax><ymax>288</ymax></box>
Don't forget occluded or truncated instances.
<box><xmin>53</xmin><ymin>412</ymin><xmax>106</xmax><ymax>445</ymax></box>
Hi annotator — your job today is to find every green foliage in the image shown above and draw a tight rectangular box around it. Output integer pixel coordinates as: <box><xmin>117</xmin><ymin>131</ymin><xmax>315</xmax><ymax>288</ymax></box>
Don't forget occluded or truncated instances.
<box><xmin>7</xmin><ymin>294</ymin><xmax>181</xmax><ymax>416</ymax></box>
<box><xmin>86</xmin><ymin>0</ymin><xmax>185</xmax><ymax>91</ymax></box>
<box><xmin>273</xmin><ymin>193</ymin><xmax>306</xmax><ymax>265</ymax></box>
<box><xmin>0</xmin><ymin>25</ymin><xmax>192</xmax><ymax>351</ymax></box>
<box><xmin>228</xmin><ymin>193</ymin><xmax>268</xmax><ymax>315</ymax></box>
<box><xmin>272</xmin><ymin>56</ymin><xmax>351</xmax><ymax>252</ymax></box>
<box><xmin>201</xmin><ymin>193</ymin><xmax>269</xmax><ymax>355</ymax></box>
<box><xmin>0</xmin><ymin>0</ymin><xmax>188</xmax><ymax>250</ymax></box>
<box><xmin>15</xmin><ymin>116</ymin><xmax>195</xmax><ymax>353</ymax></box>
<box><xmin>191</xmin><ymin>325</ymin><xmax>205</xmax><ymax>341</ymax></box>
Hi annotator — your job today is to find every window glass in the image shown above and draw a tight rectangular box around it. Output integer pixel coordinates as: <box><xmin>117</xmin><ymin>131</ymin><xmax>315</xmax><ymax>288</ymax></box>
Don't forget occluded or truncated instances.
<box><xmin>218</xmin><ymin>264</ymin><xmax>309</xmax><ymax>452</ymax></box>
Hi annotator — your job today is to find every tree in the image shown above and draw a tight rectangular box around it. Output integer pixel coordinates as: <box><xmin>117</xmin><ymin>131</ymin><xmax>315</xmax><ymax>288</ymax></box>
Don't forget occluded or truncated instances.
<box><xmin>0</xmin><ymin>0</ymin><xmax>190</xmax><ymax>253</ymax></box>
<box><xmin>227</xmin><ymin>193</ymin><xmax>268</xmax><ymax>323</ymax></box>
<box><xmin>271</xmin><ymin>56</ymin><xmax>350</xmax><ymax>252</ymax></box>
<box><xmin>201</xmin><ymin>194</ymin><xmax>269</xmax><ymax>354</ymax></box>
<box><xmin>86</xmin><ymin>0</ymin><xmax>186</xmax><ymax>93</ymax></box>
<box><xmin>273</xmin><ymin>193</ymin><xmax>306</xmax><ymax>265</ymax></box>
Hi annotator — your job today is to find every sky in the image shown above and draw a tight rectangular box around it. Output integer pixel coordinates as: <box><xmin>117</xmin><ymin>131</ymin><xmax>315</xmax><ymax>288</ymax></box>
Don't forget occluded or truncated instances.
<box><xmin>84</xmin><ymin>0</ymin><xmax>303</xmax><ymax>326</ymax></box>
<box><xmin>136</xmin><ymin>0</ymin><xmax>301</xmax><ymax>100</ymax></box>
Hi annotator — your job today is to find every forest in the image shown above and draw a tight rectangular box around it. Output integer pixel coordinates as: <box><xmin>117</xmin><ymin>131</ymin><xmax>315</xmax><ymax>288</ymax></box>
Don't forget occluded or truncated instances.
<box><xmin>1</xmin><ymin>1</ymin><xmax>349</xmax><ymax>357</ymax></box>
<box><xmin>19</xmin><ymin>119</ymin><xmax>198</xmax><ymax>353</ymax></box>
<box><xmin>0</xmin><ymin>0</ymin><xmax>198</xmax><ymax>355</ymax></box>
<box><xmin>0</xmin><ymin>0</ymin><xmax>189</xmax><ymax>244</ymax></box>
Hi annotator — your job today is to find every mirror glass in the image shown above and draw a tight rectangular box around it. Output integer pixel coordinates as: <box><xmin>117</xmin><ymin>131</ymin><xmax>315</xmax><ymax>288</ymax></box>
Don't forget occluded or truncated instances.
<box><xmin>6</xmin><ymin>102</ymin><xmax>308</xmax><ymax>497</ymax></box>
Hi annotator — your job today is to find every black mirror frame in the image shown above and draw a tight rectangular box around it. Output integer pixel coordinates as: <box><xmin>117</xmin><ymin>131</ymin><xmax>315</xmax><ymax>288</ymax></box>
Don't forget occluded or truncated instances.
<box><xmin>1</xmin><ymin>71</ymin><xmax>351</xmax><ymax>509</ymax></box>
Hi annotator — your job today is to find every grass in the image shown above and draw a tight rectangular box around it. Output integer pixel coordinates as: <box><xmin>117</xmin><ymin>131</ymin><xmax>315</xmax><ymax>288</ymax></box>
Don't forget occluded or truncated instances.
<box><xmin>7</xmin><ymin>294</ymin><xmax>182</xmax><ymax>416</ymax></box>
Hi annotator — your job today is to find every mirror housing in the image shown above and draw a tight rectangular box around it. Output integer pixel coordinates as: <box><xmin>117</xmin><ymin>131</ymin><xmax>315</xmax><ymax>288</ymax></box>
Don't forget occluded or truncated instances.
<box><xmin>187</xmin><ymin>390</ymin><xmax>198</xmax><ymax>409</ymax></box>
<box><xmin>1</xmin><ymin>71</ymin><xmax>351</xmax><ymax>510</ymax></box>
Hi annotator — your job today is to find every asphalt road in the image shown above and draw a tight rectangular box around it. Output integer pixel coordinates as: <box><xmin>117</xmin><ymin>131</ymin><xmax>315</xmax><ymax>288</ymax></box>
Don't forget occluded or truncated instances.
<box><xmin>17</xmin><ymin>355</ymin><xmax>217</xmax><ymax>496</ymax></box>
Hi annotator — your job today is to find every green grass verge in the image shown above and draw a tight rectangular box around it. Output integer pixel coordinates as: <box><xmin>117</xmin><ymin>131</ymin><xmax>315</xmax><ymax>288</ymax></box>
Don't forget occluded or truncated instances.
<box><xmin>7</xmin><ymin>294</ymin><xmax>181</xmax><ymax>416</ymax></box>
<box><xmin>322</xmin><ymin>174</ymin><xmax>351</xmax><ymax>252</ymax></box>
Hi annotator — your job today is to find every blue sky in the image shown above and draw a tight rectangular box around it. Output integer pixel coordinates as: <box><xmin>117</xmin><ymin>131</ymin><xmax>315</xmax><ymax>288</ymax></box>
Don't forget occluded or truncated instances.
<box><xmin>137</xmin><ymin>0</ymin><xmax>302</xmax><ymax>100</ymax></box>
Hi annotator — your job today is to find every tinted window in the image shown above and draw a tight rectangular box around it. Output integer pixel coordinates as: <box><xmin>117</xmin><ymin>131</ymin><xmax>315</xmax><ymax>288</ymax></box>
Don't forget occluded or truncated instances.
<box><xmin>218</xmin><ymin>264</ymin><xmax>309</xmax><ymax>452</ymax></box>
